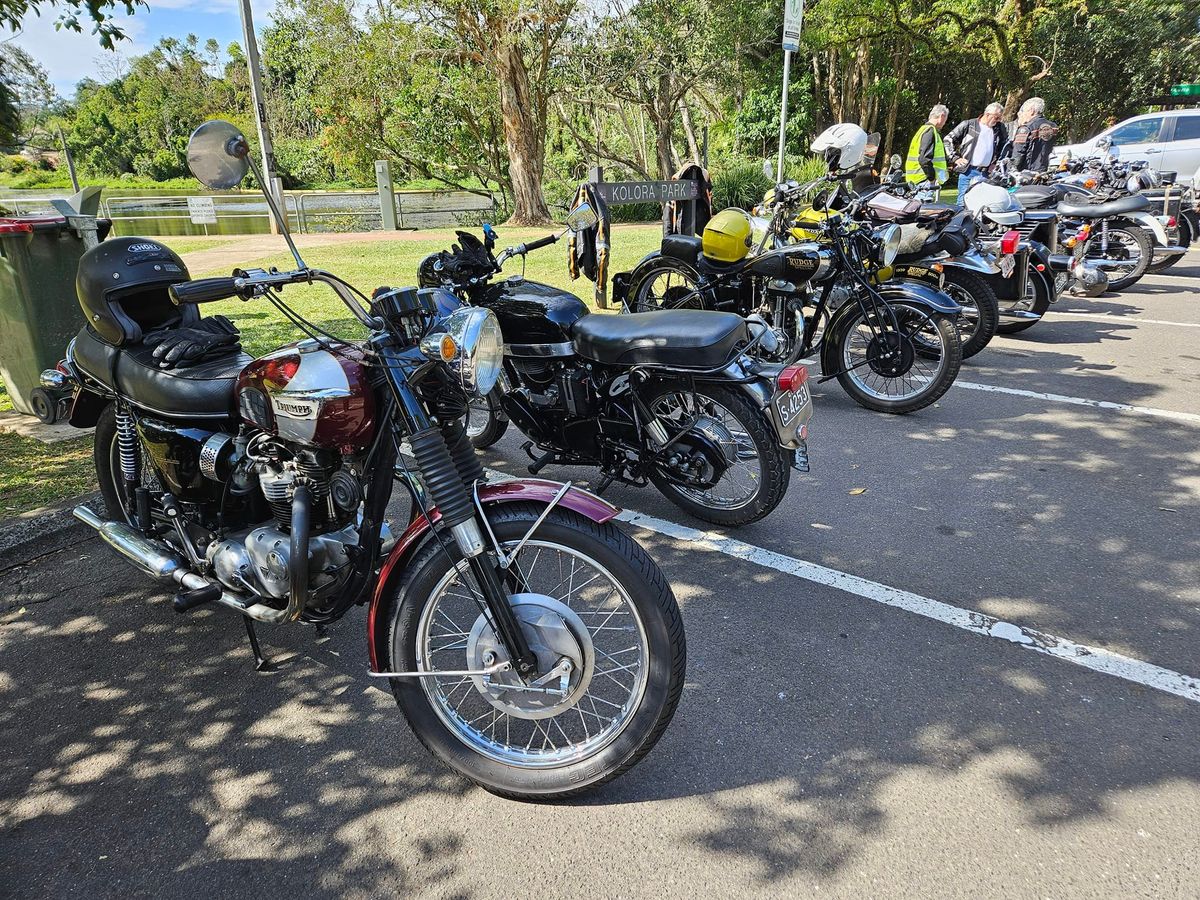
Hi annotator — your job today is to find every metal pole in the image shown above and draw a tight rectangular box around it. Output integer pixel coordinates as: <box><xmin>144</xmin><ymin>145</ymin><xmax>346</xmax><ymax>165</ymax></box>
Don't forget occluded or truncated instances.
<box><xmin>238</xmin><ymin>0</ymin><xmax>281</xmax><ymax>235</ymax></box>
<box><xmin>57</xmin><ymin>128</ymin><xmax>80</xmax><ymax>193</ymax></box>
<box><xmin>776</xmin><ymin>49</ymin><xmax>792</xmax><ymax>184</ymax></box>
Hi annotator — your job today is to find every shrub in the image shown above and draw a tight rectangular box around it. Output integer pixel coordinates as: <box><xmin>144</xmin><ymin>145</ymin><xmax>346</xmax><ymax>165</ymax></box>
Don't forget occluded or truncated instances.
<box><xmin>712</xmin><ymin>159</ymin><xmax>773</xmax><ymax>211</ymax></box>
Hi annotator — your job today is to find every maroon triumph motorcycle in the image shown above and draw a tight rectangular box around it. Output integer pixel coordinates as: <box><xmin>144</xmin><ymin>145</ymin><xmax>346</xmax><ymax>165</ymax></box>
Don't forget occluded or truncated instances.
<box><xmin>44</xmin><ymin>121</ymin><xmax>685</xmax><ymax>800</ymax></box>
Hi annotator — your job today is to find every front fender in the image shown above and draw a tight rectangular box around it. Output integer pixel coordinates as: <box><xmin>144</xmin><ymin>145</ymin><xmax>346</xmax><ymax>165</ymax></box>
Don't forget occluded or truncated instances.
<box><xmin>366</xmin><ymin>478</ymin><xmax>619</xmax><ymax>671</ymax></box>
<box><xmin>1121</xmin><ymin>212</ymin><xmax>1169</xmax><ymax>246</ymax></box>
<box><xmin>820</xmin><ymin>283</ymin><xmax>961</xmax><ymax>376</ymax></box>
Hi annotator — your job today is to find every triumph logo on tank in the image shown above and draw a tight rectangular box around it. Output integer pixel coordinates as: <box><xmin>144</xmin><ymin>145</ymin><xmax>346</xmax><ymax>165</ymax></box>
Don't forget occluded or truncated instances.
<box><xmin>272</xmin><ymin>397</ymin><xmax>317</xmax><ymax>418</ymax></box>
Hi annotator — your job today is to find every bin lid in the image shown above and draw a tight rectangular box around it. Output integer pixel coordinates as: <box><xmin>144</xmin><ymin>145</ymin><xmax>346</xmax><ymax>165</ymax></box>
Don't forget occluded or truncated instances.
<box><xmin>0</xmin><ymin>215</ymin><xmax>68</xmax><ymax>234</ymax></box>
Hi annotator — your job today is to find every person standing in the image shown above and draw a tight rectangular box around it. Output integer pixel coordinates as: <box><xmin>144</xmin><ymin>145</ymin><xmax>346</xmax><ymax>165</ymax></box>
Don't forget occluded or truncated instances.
<box><xmin>1011</xmin><ymin>97</ymin><xmax>1060</xmax><ymax>173</ymax></box>
<box><xmin>905</xmin><ymin>104</ymin><xmax>950</xmax><ymax>200</ymax></box>
<box><xmin>945</xmin><ymin>102</ymin><xmax>1008</xmax><ymax>205</ymax></box>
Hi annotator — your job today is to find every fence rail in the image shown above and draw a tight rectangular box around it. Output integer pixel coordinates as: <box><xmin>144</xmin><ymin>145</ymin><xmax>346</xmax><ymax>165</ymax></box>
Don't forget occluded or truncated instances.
<box><xmin>0</xmin><ymin>188</ymin><xmax>497</xmax><ymax>236</ymax></box>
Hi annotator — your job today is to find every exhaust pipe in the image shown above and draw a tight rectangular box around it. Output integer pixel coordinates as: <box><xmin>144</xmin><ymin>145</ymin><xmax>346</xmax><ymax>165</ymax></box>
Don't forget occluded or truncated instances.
<box><xmin>72</xmin><ymin>505</ymin><xmax>305</xmax><ymax>624</ymax></box>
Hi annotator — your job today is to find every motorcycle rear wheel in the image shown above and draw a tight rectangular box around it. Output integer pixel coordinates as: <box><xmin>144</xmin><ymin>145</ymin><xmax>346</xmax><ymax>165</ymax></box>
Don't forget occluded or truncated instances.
<box><xmin>645</xmin><ymin>383</ymin><xmax>790</xmax><ymax>526</ymax></box>
<box><xmin>626</xmin><ymin>258</ymin><xmax>705</xmax><ymax>312</ymax></box>
<box><xmin>1087</xmin><ymin>224</ymin><xmax>1151</xmax><ymax>291</ymax></box>
<box><xmin>386</xmin><ymin>503</ymin><xmax>685</xmax><ymax>801</ymax></box>
<box><xmin>996</xmin><ymin>266</ymin><xmax>1052</xmax><ymax>335</ymax></box>
<box><xmin>941</xmin><ymin>269</ymin><xmax>999</xmax><ymax>359</ymax></box>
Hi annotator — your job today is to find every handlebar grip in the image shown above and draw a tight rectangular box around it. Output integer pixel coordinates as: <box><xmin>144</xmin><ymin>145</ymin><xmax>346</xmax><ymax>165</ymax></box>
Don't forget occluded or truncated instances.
<box><xmin>170</xmin><ymin>277</ymin><xmax>242</xmax><ymax>304</ymax></box>
<box><xmin>523</xmin><ymin>233</ymin><xmax>558</xmax><ymax>253</ymax></box>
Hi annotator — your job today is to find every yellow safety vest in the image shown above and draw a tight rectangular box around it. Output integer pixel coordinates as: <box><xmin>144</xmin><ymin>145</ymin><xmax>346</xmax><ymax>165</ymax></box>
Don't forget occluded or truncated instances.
<box><xmin>905</xmin><ymin>124</ymin><xmax>948</xmax><ymax>185</ymax></box>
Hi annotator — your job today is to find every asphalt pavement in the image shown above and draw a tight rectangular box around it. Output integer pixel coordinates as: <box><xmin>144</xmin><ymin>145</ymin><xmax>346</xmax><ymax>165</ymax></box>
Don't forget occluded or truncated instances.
<box><xmin>2</xmin><ymin>253</ymin><xmax>1199</xmax><ymax>898</ymax></box>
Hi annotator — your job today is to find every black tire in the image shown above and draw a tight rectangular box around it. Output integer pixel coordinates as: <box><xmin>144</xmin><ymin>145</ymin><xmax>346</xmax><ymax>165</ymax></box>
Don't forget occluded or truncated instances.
<box><xmin>644</xmin><ymin>382</ymin><xmax>790</xmax><ymax>526</ymax></box>
<box><xmin>386</xmin><ymin>503</ymin><xmax>685</xmax><ymax>801</ymax></box>
<box><xmin>29</xmin><ymin>388</ymin><xmax>58</xmax><ymax>424</ymax></box>
<box><xmin>626</xmin><ymin>257</ymin><xmax>705</xmax><ymax>312</ymax></box>
<box><xmin>466</xmin><ymin>390</ymin><xmax>508</xmax><ymax>450</ymax></box>
<box><xmin>996</xmin><ymin>266</ymin><xmax>1053</xmax><ymax>335</ymax></box>
<box><xmin>940</xmin><ymin>269</ymin><xmax>999</xmax><ymax>359</ymax></box>
<box><xmin>1147</xmin><ymin>218</ymin><xmax>1191</xmax><ymax>272</ymax></box>
<box><xmin>834</xmin><ymin>302</ymin><xmax>962</xmax><ymax>414</ymax></box>
<box><xmin>1088</xmin><ymin>223</ymin><xmax>1152</xmax><ymax>291</ymax></box>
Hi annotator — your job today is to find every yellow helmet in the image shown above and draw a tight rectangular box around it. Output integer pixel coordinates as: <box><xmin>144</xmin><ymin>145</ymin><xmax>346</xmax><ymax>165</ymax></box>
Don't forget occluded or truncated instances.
<box><xmin>702</xmin><ymin>208</ymin><xmax>753</xmax><ymax>263</ymax></box>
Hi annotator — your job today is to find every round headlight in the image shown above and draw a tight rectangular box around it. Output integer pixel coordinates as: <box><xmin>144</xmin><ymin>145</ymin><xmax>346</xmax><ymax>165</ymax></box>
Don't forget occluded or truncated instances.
<box><xmin>439</xmin><ymin>306</ymin><xmax>504</xmax><ymax>395</ymax></box>
<box><xmin>875</xmin><ymin>224</ymin><xmax>901</xmax><ymax>267</ymax></box>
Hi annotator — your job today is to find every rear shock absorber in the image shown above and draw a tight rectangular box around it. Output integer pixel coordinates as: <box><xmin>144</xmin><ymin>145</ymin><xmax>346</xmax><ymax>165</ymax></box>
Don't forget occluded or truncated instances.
<box><xmin>115</xmin><ymin>409</ymin><xmax>139</xmax><ymax>486</ymax></box>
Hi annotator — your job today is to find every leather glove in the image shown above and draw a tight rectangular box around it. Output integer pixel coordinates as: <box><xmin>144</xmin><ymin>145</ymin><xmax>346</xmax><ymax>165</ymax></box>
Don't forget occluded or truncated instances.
<box><xmin>144</xmin><ymin>316</ymin><xmax>241</xmax><ymax>369</ymax></box>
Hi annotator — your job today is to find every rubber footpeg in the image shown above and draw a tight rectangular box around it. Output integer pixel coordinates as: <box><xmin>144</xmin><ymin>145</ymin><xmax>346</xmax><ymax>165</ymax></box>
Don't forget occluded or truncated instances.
<box><xmin>173</xmin><ymin>583</ymin><xmax>221</xmax><ymax>613</ymax></box>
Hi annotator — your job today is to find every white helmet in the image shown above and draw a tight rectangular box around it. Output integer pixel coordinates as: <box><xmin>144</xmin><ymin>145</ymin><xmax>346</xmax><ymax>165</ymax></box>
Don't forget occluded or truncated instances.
<box><xmin>811</xmin><ymin>123</ymin><xmax>869</xmax><ymax>173</ymax></box>
<box><xmin>964</xmin><ymin>182</ymin><xmax>1023</xmax><ymax>226</ymax></box>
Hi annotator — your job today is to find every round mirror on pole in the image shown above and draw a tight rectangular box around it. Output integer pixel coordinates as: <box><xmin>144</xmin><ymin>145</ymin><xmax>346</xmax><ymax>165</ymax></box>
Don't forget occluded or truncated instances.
<box><xmin>187</xmin><ymin>121</ymin><xmax>251</xmax><ymax>189</ymax></box>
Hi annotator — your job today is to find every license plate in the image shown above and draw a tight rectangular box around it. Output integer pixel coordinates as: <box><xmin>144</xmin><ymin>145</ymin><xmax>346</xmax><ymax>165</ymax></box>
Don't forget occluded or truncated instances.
<box><xmin>771</xmin><ymin>381</ymin><xmax>812</xmax><ymax>443</ymax></box>
<box><xmin>999</xmin><ymin>255</ymin><xmax>1016</xmax><ymax>278</ymax></box>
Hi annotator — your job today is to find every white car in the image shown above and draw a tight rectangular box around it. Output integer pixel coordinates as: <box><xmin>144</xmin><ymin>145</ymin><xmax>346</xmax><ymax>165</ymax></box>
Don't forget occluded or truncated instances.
<box><xmin>1052</xmin><ymin>109</ymin><xmax>1200</xmax><ymax>185</ymax></box>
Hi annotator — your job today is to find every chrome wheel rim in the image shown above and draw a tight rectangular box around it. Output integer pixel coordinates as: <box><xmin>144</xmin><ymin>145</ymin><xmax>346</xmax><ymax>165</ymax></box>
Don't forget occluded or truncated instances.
<box><xmin>650</xmin><ymin>391</ymin><xmax>763</xmax><ymax>510</ymax></box>
<box><xmin>842</xmin><ymin>308</ymin><xmax>948</xmax><ymax>401</ymax></box>
<box><xmin>635</xmin><ymin>267</ymin><xmax>700</xmax><ymax>311</ymax></box>
<box><xmin>415</xmin><ymin>541</ymin><xmax>649</xmax><ymax>768</ymax></box>
<box><xmin>465</xmin><ymin>396</ymin><xmax>492</xmax><ymax>440</ymax></box>
<box><xmin>943</xmin><ymin>282</ymin><xmax>980</xmax><ymax>343</ymax></box>
<box><xmin>1088</xmin><ymin>230</ymin><xmax>1141</xmax><ymax>280</ymax></box>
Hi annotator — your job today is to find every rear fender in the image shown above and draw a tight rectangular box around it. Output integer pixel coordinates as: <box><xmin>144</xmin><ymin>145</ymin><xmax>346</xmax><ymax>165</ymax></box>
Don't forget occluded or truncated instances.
<box><xmin>1119</xmin><ymin>212</ymin><xmax>1169</xmax><ymax>246</ymax></box>
<box><xmin>941</xmin><ymin>249</ymin><xmax>1000</xmax><ymax>275</ymax></box>
<box><xmin>1178</xmin><ymin>209</ymin><xmax>1198</xmax><ymax>246</ymax></box>
<box><xmin>366</xmin><ymin>479</ymin><xmax>619</xmax><ymax>671</ymax></box>
<box><xmin>820</xmin><ymin>283</ymin><xmax>960</xmax><ymax>376</ymax></box>
<box><xmin>69</xmin><ymin>388</ymin><xmax>109</xmax><ymax>428</ymax></box>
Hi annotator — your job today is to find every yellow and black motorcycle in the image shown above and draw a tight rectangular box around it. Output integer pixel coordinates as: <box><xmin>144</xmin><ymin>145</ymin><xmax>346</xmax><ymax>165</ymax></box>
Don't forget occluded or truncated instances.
<box><xmin>619</xmin><ymin>187</ymin><xmax>962</xmax><ymax>415</ymax></box>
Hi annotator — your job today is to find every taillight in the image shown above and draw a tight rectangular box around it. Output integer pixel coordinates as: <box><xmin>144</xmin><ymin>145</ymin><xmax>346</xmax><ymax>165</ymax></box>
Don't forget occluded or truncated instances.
<box><xmin>1036</xmin><ymin>263</ymin><xmax>1046</xmax><ymax>271</ymax></box>
<box><xmin>1167</xmin><ymin>216</ymin><xmax>1177</xmax><ymax>227</ymax></box>
<box><xmin>778</xmin><ymin>364</ymin><xmax>809</xmax><ymax>392</ymax></box>
<box><xmin>1000</xmin><ymin>230</ymin><xmax>1020</xmax><ymax>255</ymax></box>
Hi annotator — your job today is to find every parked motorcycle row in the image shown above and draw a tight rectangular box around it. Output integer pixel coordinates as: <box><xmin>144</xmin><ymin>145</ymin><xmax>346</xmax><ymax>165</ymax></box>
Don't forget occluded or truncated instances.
<box><xmin>39</xmin><ymin>118</ymin><xmax>1197</xmax><ymax>802</ymax></box>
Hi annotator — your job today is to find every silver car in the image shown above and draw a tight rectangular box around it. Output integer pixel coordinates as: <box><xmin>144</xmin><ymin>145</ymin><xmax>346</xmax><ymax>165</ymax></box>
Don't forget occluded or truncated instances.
<box><xmin>1053</xmin><ymin>110</ymin><xmax>1200</xmax><ymax>185</ymax></box>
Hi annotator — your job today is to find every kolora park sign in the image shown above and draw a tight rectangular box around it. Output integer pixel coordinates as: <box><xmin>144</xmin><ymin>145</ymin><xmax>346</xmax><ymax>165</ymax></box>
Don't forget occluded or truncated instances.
<box><xmin>592</xmin><ymin>180</ymin><xmax>700</xmax><ymax>205</ymax></box>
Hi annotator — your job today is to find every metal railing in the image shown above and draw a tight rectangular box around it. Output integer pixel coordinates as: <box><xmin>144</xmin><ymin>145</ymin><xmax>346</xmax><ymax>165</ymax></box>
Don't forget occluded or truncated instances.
<box><xmin>0</xmin><ymin>187</ymin><xmax>497</xmax><ymax>236</ymax></box>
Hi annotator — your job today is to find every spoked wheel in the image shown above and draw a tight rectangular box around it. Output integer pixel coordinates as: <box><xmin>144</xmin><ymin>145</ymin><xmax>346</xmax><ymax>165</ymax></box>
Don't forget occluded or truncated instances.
<box><xmin>626</xmin><ymin>258</ymin><xmax>704</xmax><ymax>312</ymax></box>
<box><xmin>466</xmin><ymin>389</ymin><xmax>508</xmax><ymax>450</ymax></box>
<box><xmin>996</xmin><ymin>266</ymin><xmax>1052</xmax><ymax>335</ymax></box>
<box><xmin>386</xmin><ymin>503</ymin><xmax>685</xmax><ymax>801</ymax></box>
<box><xmin>1086</xmin><ymin>224</ymin><xmax>1151</xmax><ymax>290</ymax></box>
<box><xmin>94</xmin><ymin>403</ymin><xmax>161</xmax><ymax>524</ymax></box>
<box><xmin>644</xmin><ymin>383</ymin><xmax>789</xmax><ymax>526</ymax></box>
<box><xmin>835</xmin><ymin>302</ymin><xmax>962</xmax><ymax>414</ymax></box>
<box><xmin>940</xmin><ymin>270</ymin><xmax>998</xmax><ymax>359</ymax></box>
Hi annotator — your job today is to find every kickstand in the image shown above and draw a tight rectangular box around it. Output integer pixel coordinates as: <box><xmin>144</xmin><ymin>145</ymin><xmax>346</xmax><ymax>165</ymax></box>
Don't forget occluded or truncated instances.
<box><xmin>242</xmin><ymin>616</ymin><xmax>273</xmax><ymax>672</ymax></box>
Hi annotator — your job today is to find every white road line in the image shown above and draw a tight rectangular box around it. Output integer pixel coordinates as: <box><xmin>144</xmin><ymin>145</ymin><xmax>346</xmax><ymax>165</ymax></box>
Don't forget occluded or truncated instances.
<box><xmin>1048</xmin><ymin>311</ymin><xmax>1200</xmax><ymax>329</ymax></box>
<box><xmin>954</xmin><ymin>380</ymin><xmax>1200</xmax><ymax>425</ymax></box>
<box><xmin>615</xmin><ymin>509</ymin><xmax>1200</xmax><ymax>704</ymax></box>
<box><xmin>481</xmin><ymin>466</ymin><xmax>1200</xmax><ymax>702</ymax></box>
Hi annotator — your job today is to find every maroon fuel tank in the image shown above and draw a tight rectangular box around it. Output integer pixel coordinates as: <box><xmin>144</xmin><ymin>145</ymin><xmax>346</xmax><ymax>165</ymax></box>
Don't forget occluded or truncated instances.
<box><xmin>236</xmin><ymin>339</ymin><xmax>375</xmax><ymax>448</ymax></box>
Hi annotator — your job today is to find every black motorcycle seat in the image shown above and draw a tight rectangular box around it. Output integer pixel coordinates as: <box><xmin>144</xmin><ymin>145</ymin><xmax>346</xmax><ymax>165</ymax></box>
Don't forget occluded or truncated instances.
<box><xmin>662</xmin><ymin>234</ymin><xmax>703</xmax><ymax>263</ymax></box>
<box><xmin>71</xmin><ymin>326</ymin><xmax>249</xmax><ymax>420</ymax></box>
<box><xmin>571</xmin><ymin>310</ymin><xmax>749</xmax><ymax>368</ymax></box>
<box><xmin>1014</xmin><ymin>185</ymin><xmax>1060</xmax><ymax>208</ymax></box>
<box><xmin>1057</xmin><ymin>194</ymin><xmax>1152</xmax><ymax>218</ymax></box>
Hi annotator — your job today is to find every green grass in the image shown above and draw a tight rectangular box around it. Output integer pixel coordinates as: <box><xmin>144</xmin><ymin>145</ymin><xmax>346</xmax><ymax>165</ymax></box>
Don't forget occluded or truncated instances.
<box><xmin>157</xmin><ymin>236</ymin><xmax>238</xmax><ymax>255</ymax></box>
<box><xmin>0</xmin><ymin>223</ymin><xmax>664</xmax><ymax>519</ymax></box>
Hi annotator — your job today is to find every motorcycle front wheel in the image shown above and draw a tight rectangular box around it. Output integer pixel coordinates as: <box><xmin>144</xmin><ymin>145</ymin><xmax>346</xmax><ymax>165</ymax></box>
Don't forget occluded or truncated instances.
<box><xmin>834</xmin><ymin>302</ymin><xmax>962</xmax><ymax>414</ymax></box>
<box><xmin>466</xmin><ymin>390</ymin><xmax>508</xmax><ymax>450</ymax></box>
<box><xmin>645</xmin><ymin>383</ymin><xmax>790</xmax><ymax>527</ymax></box>
<box><xmin>386</xmin><ymin>503</ymin><xmax>685</xmax><ymax>801</ymax></box>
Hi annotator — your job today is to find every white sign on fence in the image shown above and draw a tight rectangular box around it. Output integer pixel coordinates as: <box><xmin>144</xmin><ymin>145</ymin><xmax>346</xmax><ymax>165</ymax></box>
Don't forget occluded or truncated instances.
<box><xmin>187</xmin><ymin>196</ymin><xmax>217</xmax><ymax>225</ymax></box>
<box><xmin>783</xmin><ymin>0</ymin><xmax>804</xmax><ymax>50</ymax></box>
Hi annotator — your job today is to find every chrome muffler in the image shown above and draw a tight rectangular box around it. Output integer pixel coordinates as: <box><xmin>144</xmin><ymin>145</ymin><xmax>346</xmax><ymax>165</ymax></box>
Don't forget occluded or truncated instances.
<box><xmin>72</xmin><ymin>505</ymin><xmax>302</xmax><ymax>624</ymax></box>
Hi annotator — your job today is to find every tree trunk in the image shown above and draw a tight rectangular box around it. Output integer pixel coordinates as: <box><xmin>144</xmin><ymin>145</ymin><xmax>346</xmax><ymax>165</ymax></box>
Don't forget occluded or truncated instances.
<box><xmin>679</xmin><ymin>97</ymin><xmax>702</xmax><ymax>164</ymax></box>
<box><xmin>882</xmin><ymin>49</ymin><xmax>910</xmax><ymax>162</ymax></box>
<box><xmin>653</xmin><ymin>73</ymin><xmax>676</xmax><ymax>179</ymax></box>
<box><xmin>496</xmin><ymin>39</ymin><xmax>551</xmax><ymax>226</ymax></box>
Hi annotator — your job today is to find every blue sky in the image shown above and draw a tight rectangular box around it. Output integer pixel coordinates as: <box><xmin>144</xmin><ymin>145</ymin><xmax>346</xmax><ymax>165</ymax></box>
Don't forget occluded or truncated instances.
<box><xmin>5</xmin><ymin>0</ymin><xmax>277</xmax><ymax>96</ymax></box>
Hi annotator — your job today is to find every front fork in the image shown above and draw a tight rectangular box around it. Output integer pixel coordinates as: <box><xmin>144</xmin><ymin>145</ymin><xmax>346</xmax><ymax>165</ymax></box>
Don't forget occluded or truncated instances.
<box><xmin>380</xmin><ymin>342</ymin><xmax>539</xmax><ymax>677</ymax></box>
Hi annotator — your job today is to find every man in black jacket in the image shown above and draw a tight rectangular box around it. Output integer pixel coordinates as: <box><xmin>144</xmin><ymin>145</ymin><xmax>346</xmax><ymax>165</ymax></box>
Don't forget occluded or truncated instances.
<box><xmin>945</xmin><ymin>102</ymin><xmax>1009</xmax><ymax>206</ymax></box>
<box><xmin>1011</xmin><ymin>97</ymin><xmax>1060</xmax><ymax>173</ymax></box>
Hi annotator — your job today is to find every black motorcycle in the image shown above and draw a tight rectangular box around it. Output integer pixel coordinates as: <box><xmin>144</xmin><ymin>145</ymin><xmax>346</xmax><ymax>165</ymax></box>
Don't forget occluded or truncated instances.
<box><xmin>623</xmin><ymin>182</ymin><xmax>962</xmax><ymax>415</ymax></box>
<box><xmin>416</xmin><ymin>215</ymin><xmax>813</xmax><ymax>527</ymax></box>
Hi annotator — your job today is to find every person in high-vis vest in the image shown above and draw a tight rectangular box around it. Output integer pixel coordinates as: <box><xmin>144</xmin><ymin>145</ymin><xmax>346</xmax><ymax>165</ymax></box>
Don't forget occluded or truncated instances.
<box><xmin>905</xmin><ymin>104</ymin><xmax>950</xmax><ymax>200</ymax></box>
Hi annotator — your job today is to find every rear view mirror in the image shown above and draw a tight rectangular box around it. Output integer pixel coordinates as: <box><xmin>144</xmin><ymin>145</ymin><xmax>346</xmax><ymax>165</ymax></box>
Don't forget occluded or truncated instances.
<box><xmin>187</xmin><ymin>120</ymin><xmax>251</xmax><ymax>190</ymax></box>
<box><xmin>566</xmin><ymin>203</ymin><xmax>598</xmax><ymax>232</ymax></box>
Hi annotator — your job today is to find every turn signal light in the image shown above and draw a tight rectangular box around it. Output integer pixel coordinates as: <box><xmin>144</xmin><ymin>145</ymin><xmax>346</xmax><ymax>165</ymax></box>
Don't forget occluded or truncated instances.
<box><xmin>778</xmin><ymin>364</ymin><xmax>809</xmax><ymax>392</ymax></box>
<box><xmin>1083</xmin><ymin>178</ymin><xmax>1097</xmax><ymax>189</ymax></box>
<box><xmin>1000</xmin><ymin>230</ymin><xmax>1020</xmax><ymax>255</ymax></box>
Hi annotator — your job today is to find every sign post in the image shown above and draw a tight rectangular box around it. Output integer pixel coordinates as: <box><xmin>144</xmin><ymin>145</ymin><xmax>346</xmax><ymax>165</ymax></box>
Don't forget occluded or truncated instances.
<box><xmin>777</xmin><ymin>0</ymin><xmax>804</xmax><ymax>184</ymax></box>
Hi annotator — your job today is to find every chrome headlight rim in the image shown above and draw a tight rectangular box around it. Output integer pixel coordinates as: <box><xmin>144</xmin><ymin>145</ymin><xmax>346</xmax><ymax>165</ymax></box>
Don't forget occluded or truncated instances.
<box><xmin>875</xmin><ymin>224</ymin><xmax>901</xmax><ymax>267</ymax></box>
<box><xmin>422</xmin><ymin>307</ymin><xmax>504</xmax><ymax>396</ymax></box>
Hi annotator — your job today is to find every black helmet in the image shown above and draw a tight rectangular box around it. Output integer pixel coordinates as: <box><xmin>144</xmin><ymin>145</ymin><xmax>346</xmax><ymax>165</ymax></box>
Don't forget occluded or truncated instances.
<box><xmin>76</xmin><ymin>237</ymin><xmax>196</xmax><ymax>346</ymax></box>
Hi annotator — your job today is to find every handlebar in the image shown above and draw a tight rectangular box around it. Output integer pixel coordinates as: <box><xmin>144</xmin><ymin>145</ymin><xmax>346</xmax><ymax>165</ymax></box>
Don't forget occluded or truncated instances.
<box><xmin>171</xmin><ymin>267</ymin><xmax>381</xmax><ymax>329</ymax></box>
<box><xmin>522</xmin><ymin>233</ymin><xmax>559</xmax><ymax>253</ymax></box>
<box><xmin>170</xmin><ymin>277</ymin><xmax>242</xmax><ymax>304</ymax></box>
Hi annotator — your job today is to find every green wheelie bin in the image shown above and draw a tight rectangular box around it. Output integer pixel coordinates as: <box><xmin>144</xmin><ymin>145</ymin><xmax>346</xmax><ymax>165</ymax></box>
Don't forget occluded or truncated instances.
<box><xmin>0</xmin><ymin>214</ymin><xmax>110</xmax><ymax>420</ymax></box>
